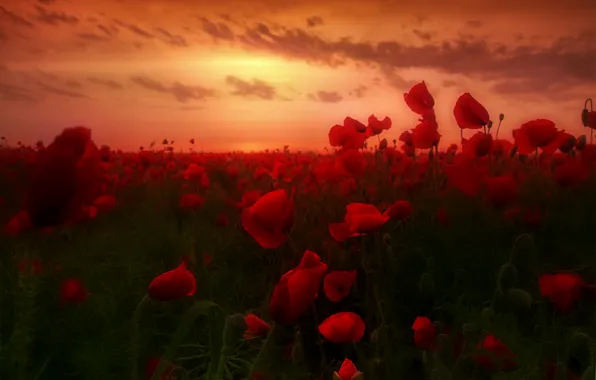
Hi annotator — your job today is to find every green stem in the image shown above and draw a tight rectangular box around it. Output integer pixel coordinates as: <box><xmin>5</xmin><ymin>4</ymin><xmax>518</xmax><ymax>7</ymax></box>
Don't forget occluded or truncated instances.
<box><xmin>131</xmin><ymin>294</ymin><xmax>149</xmax><ymax>380</ymax></box>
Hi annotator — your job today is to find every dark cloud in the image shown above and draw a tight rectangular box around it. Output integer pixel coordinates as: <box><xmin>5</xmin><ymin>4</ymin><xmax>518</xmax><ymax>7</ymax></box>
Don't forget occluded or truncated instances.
<box><xmin>37</xmin><ymin>0</ymin><xmax>57</xmax><ymax>4</ymax></box>
<box><xmin>200</xmin><ymin>20</ymin><xmax>596</xmax><ymax>96</ymax></box>
<box><xmin>0</xmin><ymin>83</ymin><xmax>37</xmax><ymax>102</ymax></box>
<box><xmin>412</xmin><ymin>29</ymin><xmax>434</xmax><ymax>41</ymax></box>
<box><xmin>76</xmin><ymin>32</ymin><xmax>110</xmax><ymax>41</ymax></box>
<box><xmin>308</xmin><ymin>90</ymin><xmax>343</xmax><ymax>103</ymax></box>
<box><xmin>466</xmin><ymin>20</ymin><xmax>483</xmax><ymax>28</ymax></box>
<box><xmin>34</xmin><ymin>5</ymin><xmax>78</xmax><ymax>25</ymax></box>
<box><xmin>97</xmin><ymin>24</ymin><xmax>118</xmax><ymax>37</ymax></box>
<box><xmin>0</xmin><ymin>6</ymin><xmax>35</xmax><ymax>28</ymax></box>
<box><xmin>225</xmin><ymin>76</ymin><xmax>279</xmax><ymax>100</ymax></box>
<box><xmin>65</xmin><ymin>80</ymin><xmax>82</xmax><ymax>88</ymax></box>
<box><xmin>88</xmin><ymin>76</ymin><xmax>124</xmax><ymax>89</ymax></box>
<box><xmin>349</xmin><ymin>85</ymin><xmax>368</xmax><ymax>98</ymax></box>
<box><xmin>37</xmin><ymin>82</ymin><xmax>91</xmax><ymax>98</ymax></box>
<box><xmin>131</xmin><ymin>76</ymin><xmax>216</xmax><ymax>102</ymax></box>
<box><xmin>155</xmin><ymin>28</ymin><xmax>188</xmax><ymax>47</ymax></box>
<box><xmin>199</xmin><ymin>17</ymin><xmax>234</xmax><ymax>41</ymax></box>
<box><xmin>306</xmin><ymin>16</ymin><xmax>323</xmax><ymax>27</ymax></box>
<box><xmin>114</xmin><ymin>20</ymin><xmax>153</xmax><ymax>39</ymax></box>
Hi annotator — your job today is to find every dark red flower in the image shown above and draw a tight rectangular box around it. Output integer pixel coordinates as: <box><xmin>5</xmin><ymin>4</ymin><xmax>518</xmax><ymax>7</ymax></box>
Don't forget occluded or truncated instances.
<box><xmin>318</xmin><ymin>312</ymin><xmax>366</xmax><ymax>344</ymax></box>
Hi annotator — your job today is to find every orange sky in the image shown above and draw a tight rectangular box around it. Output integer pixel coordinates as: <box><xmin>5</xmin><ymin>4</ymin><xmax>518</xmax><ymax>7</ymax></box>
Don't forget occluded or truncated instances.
<box><xmin>0</xmin><ymin>0</ymin><xmax>595</xmax><ymax>152</ymax></box>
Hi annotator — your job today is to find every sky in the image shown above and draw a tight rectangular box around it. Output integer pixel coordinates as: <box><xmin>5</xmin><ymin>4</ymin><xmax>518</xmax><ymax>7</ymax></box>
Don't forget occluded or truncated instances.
<box><xmin>0</xmin><ymin>0</ymin><xmax>595</xmax><ymax>152</ymax></box>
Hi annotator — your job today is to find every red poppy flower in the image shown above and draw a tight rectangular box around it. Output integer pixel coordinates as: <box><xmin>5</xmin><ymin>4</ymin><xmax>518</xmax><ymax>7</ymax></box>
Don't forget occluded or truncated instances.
<box><xmin>412</xmin><ymin>316</ymin><xmax>436</xmax><ymax>349</ymax></box>
<box><xmin>453</xmin><ymin>93</ymin><xmax>490</xmax><ymax>129</ymax></box>
<box><xmin>179</xmin><ymin>193</ymin><xmax>204</xmax><ymax>210</ymax></box>
<box><xmin>244</xmin><ymin>314</ymin><xmax>271</xmax><ymax>339</ymax></box>
<box><xmin>148</xmin><ymin>261</ymin><xmax>196</xmax><ymax>301</ymax></box>
<box><xmin>26</xmin><ymin>126</ymin><xmax>101</xmax><ymax>228</ymax></box>
<box><xmin>334</xmin><ymin>358</ymin><xmax>362</xmax><ymax>380</ymax></box>
<box><xmin>323</xmin><ymin>270</ymin><xmax>357</xmax><ymax>302</ymax></box>
<box><xmin>383</xmin><ymin>200</ymin><xmax>413</xmax><ymax>221</ymax></box>
<box><xmin>411</xmin><ymin>118</ymin><xmax>441</xmax><ymax>150</ymax></box>
<box><xmin>539</xmin><ymin>273</ymin><xmax>584</xmax><ymax>313</ymax></box>
<box><xmin>367</xmin><ymin>114</ymin><xmax>392</xmax><ymax>136</ymax></box>
<box><xmin>59</xmin><ymin>278</ymin><xmax>89</xmax><ymax>305</ymax></box>
<box><xmin>269</xmin><ymin>250</ymin><xmax>327</xmax><ymax>324</ymax></box>
<box><xmin>242</xmin><ymin>189</ymin><xmax>294</xmax><ymax>249</ymax></box>
<box><xmin>512</xmin><ymin>119</ymin><xmax>560</xmax><ymax>154</ymax></box>
<box><xmin>485</xmin><ymin>175</ymin><xmax>518</xmax><ymax>208</ymax></box>
<box><xmin>404</xmin><ymin>81</ymin><xmax>435</xmax><ymax>115</ymax></box>
<box><xmin>335</xmin><ymin>148</ymin><xmax>366</xmax><ymax>177</ymax></box>
<box><xmin>145</xmin><ymin>357</ymin><xmax>174</xmax><ymax>380</ymax></box>
<box><xmin>318</xmin><ymin>312</ymin><xmax>365</xmax><ymax>344</ymax></box>
<box><xmin>473</xmin><ymin>334</ymin><xmax>517</xmax><ymax>372</ymax></box>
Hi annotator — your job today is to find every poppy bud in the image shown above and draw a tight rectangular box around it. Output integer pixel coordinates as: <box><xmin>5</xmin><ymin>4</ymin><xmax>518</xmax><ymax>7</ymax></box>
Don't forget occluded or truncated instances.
<box><xmin>552</xmin><ymin>362</ymin><xmax>568</xmax><ymax>380</ymax></box>
<box><xmin>382</xmin><ymin>233</ymin><xmax>391</xmax><ymax>246</ymax></box>
<box><xmin>576</xmin><ymin>135</ymin><xmax>587</xmax><ymax>151</ymax></box>
<box><xmin>418</xmin><ymin>272</ymin><xmax>434</xmax><ymax>295</ymax></box>
<box><xmin>507</xmin><ymin>288</ymin><xmax>533</xmax><ymax>309</ymax></box>
<box><xmin>430</xmin><ymin>369</ymin><xmax>439</xmax><ymax>380</ymax></box>
<box><xmin>487</xmin><ymin>120</ymin><xmax>493</xmax><ymax>129</ymax></box>
<box><xmin>497</xmin><ymin>263</ymin><xmax>518</xmax><ymax>294</ymax></box>
<box><xmin>481</xmin><ymin>307</ymin><xmax>495</xmax><ymax>325</ymax></box>
<box><xmin>581</xmin><ymin>108</ymin><xmax>589</xmax><ymax>127</ymax></box>
<box><xmin>567</xmin><ymin>332</ymin><xmax>591</xmax><ymax>362</ymax></box>
<box><xmin>462</xmin><ymin>322</ymin><xmax>480</xmax><ymax>342</ymax></box>
<box><xmin>425</xmin><ymin>257</ymin><xmax>435</xmax><ymax>271</ymax></box>
<box><xmin>291</xmin><ymin>339</ymin><xmax>304</xmax><ymax>364</ymax></box>
<box><xmin>581</xmin><ymin>365</ymin><xmax>594</xmax><ymax>380</ymax></box>
<box><xmin>499</xmin><ymin>113</ymin><xmax>505</xmax><ymax>121</ymax></box>
<box><xmin>370</xmin><ymin>328</ymin><xmax>380</xmax><ymax>343</ymax></box>
<box><xmin>428</xmin><ymin>148</ymin><xmax>434</xmax><ymax>160</ymax></box>
<box><xmin>509</xmin><ymin>145</ymin><xmax>518</xmax><ymax>157</ymax></box>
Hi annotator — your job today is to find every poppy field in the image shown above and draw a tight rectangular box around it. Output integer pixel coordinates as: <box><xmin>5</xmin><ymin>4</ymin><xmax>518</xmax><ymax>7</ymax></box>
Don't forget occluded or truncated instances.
<box><xmin>1</xmin><ymin>82</ymin><xmax>596</xmax><ymax>380</ymax></box>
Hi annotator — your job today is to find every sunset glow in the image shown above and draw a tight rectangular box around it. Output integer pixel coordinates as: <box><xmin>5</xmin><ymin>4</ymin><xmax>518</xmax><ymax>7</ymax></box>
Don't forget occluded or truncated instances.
<box><xmin>0</xmin><ymin>0</ymin><xmax>594</xmax><ymax>151</ymax></box>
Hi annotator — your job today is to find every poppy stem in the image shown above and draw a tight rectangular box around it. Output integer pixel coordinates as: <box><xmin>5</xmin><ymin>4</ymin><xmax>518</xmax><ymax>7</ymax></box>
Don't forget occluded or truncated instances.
<box><xmin>244</xmin><ymin>324</ymin><xmax>276</xmax><ymax>380</ymax></box>
<box><xmin>584</xmin><ymin>98</ymin><xmax>593</xmax><ymax>111</ymax></box>
<box><xmin>495</xmin><ymin>119</ymin><xmax>503</xmax><ymax>140</ymax></box>
<box><xmin>130</xmin><ymin>294</ymin><xmax>149</xmax><ymax>380</ymax></box>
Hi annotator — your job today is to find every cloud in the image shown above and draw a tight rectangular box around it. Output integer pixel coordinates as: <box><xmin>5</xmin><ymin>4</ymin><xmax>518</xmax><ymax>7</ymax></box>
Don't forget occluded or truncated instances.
<box><xmin>88</xmin><ymin>77</ymin><xmax>124</xmax><ymax>89</ymax></box>
<box><xmin>466</xmin><ymin>20</ymin><xmax>483</xmax><ymax>28</ymax></box>
<box><xmin>34</xmin><ymin>5</ymin><xmax>78</xmax><ymax>25</ymax></box>
<box><xmin>306</xmin><ymin>16</ymin><xmax>323</xmax><ymax>27</ymax></box>
<box><xmin>154</xmin><ymin>27</ymin><xmax>188</xmax><ymax>47</ymax></box>
<box><xmin>199</xmin><ymin>17</ymin><xmax>234</xmax><ymax>41</ymax></box>
<box><xmin>0</xmin><ymin>6</ymin><xmax>35</xmax><ymax>28</ymax></box>
<box><xmin>131</xmin><ymin>76</ymin><xmax>216</xmax><ymax>102</ymax></box>
<box><xmin>200</xmin><ymin>20</ymin><xmax>596</xmax><ymax>97</ymax></box>
<box><xmin>76</xmin><ymin>32</ymin><xmax>110</xmax><ymax>41</ymax></box>
<box><xmin>114</xmin><ymin>20</ymin><xmax>154</xmax><ymax>39</ymax></box>
<box><xmin>225</xmin><ymin>76</ymin><xmax>280</xmax><ymax>100</ymax></box>
<box><xmin>37</xmin><ymin>0</ymin><xmax>57</xmax><ymax>4</ymax></box>
<box><xmin>64</xmin><ymin>80</ymin><xmax>82</xmax><ymax>88</ymax></box>
<box><xmin>37</xmin><ymin>82</ymin><xmax>91</xmax><ymax>98</ymax></box>
<box><xmin>412</xmin><ymin>29</ymin><xmax>435</xmax><ymax>41</ymax></box>
<box><xmin>97</xmin><ymin>24</ymin><xmax>118</xmax><ymax>37</ymax></box>
<box><xmin>349</xmin><ymin>85</ymin><xmax>368</xmax><ymax>98</ymax></box>
<box><xmin>308</xmin><ymin>90</ymin><xmax>343</xmax><ymax>103</ymax></box>
<box><xmin>0</xmin><ymin>83</ymin><xmax>37</xmax><ymax>102</ymax></box>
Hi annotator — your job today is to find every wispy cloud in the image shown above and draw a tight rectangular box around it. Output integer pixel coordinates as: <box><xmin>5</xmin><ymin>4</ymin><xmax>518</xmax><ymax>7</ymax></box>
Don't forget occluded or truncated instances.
<box><xmin>88</xmin><ymin>77</ymin><xmax>124</xmax><ymax>89</ymax></box>
<box><xmin>37</xmin><ymin>82</ymin><xmax>91</xmax><ymax>98</ymax></box>
<box><xmin>225</xmin><ymin>76</ymin><xmax>281</xmax><ymax>100</ymax></box>
<box><xmin>0</xmin><ymin>6</ymin><xmax>35</xmax><ymax>28</ymax></box>
<box><xmin>0</xmin><ymin>83</ymin><xmax>37</xmax><ymax>102</ymax></box>
<box><xmin>308</xmin><ymin>90</ymin><xmax>343</xmax><ymax>103</ymax></box>
<box><xmin>131</xmin><ymin>76</ymin><xmax>216</xmax><ymax>102</ymax></box>
<box><xmin>34</xmin><ymin>5</ymin><xmax>78</xmax><ymax>26</ymax></box>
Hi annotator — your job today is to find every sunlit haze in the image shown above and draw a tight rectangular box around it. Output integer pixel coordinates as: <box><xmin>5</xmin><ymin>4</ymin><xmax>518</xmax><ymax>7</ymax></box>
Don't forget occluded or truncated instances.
<box><xmin>1</xmin><ymin>0</ymin><xmax>594</xmax><ymax>151</ymax></box>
